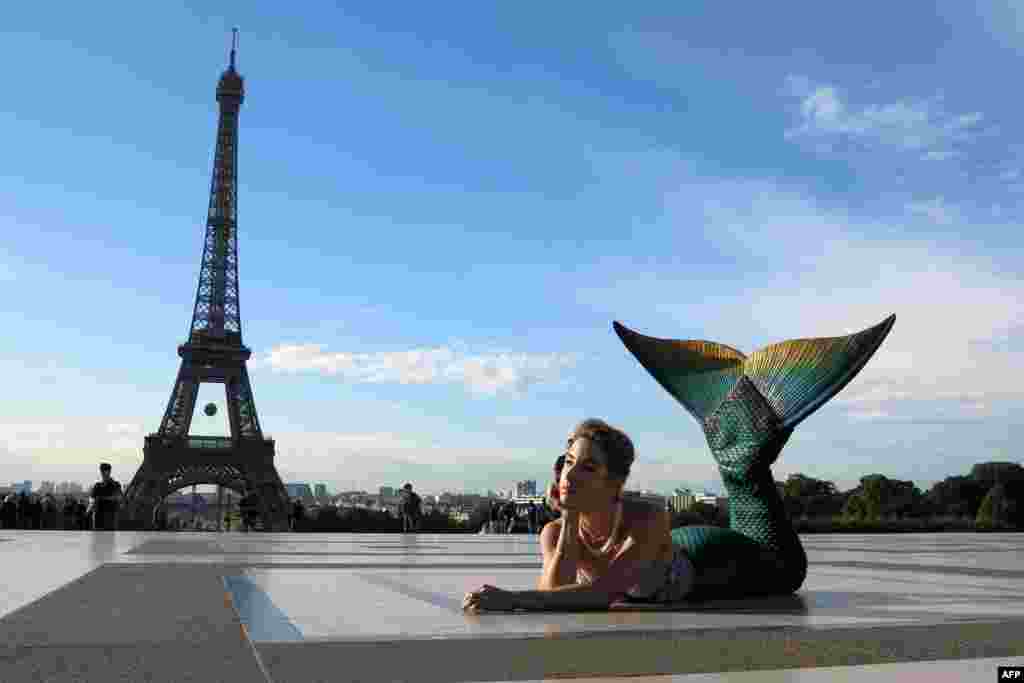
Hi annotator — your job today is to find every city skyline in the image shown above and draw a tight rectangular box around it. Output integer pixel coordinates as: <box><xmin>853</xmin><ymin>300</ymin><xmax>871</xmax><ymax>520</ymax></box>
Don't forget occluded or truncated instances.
<box><xmin>2</xmin><ymin>5</ymin><xmax>1022</xmax><ymax>497</ymax></box>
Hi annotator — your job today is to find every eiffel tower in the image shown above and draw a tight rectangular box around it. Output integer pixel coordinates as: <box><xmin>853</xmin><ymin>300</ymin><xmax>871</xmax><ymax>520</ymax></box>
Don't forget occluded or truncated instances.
<box><xmin>121</xmin><ymin>31</ymin><xmax>289</xmax><ymax>531</ymax></box>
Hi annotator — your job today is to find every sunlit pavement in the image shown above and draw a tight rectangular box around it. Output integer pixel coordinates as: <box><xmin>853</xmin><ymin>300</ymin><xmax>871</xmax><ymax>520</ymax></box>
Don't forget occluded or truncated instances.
<box><xmin>1</xmin><ymin>531</ymin><xmax>1022</xmax><ymax>681</ymax></box>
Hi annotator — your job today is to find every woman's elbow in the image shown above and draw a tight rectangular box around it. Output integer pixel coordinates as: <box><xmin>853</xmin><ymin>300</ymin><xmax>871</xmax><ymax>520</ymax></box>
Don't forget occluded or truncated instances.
<box><xmin>536</xmin><ymin>570</ymin><xmax>568</xmax><ymax>591</ymax></box>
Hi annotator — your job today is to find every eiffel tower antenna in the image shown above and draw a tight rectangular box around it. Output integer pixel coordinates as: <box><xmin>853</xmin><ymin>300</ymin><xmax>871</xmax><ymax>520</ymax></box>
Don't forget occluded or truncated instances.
<box><xmin>121</xmin><ymin>35</ymin><xmax>289</xmax><ymax>531</ymax></box>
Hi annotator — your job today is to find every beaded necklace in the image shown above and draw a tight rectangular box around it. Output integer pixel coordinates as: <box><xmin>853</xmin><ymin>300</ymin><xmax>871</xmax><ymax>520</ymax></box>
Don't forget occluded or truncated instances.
<box><xmin>577</xmin><ymin>501</ymin><xmax>623</xmax><ymax>557</ymax></box>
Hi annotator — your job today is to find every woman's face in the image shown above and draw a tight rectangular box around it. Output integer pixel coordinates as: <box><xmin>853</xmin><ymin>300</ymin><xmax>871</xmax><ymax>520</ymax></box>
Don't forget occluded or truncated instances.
<box><xmin>559</xmin><ymin>437</ymin><xmax>622</xmax><ymax>511</ymax></box>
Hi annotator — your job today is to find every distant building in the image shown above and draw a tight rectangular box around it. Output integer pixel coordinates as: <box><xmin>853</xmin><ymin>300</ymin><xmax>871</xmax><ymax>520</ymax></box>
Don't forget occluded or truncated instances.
<box><xmin>669</xmin><ymin>488</ymin><xmax>696</xmax><ymax>514</ymax></box>
<box><xmin>285</xmin><ymin>483</ymin><xmax>314</xmax><ymax>501</ymax></box>
<box><xmin>379</xmin><ymin>486</ymin><xmax>396</xmax><ymax>498</ymax></box>
<box><xmin>13</xmin><ymin>481</ymin><xmax>31</xmax><ymax>495</ymax></box>
<box><xmin>624</xmin><ymin>490</ymin><xmax>668</xmax><ymax>509</ymax></box>
<box><xmin>515</xmin><ymin>480</ymin><xmax>537</xmax><ymax>497</ymax></box>
<box><xmin>314</xmin><ymin>483</ymin><xmax>328</xmax><ymax>499</ymax></box>
<box><xmin>694</xmin><ymin>491</ymin><xmax>719</xmax><ymax>506</ymax></box>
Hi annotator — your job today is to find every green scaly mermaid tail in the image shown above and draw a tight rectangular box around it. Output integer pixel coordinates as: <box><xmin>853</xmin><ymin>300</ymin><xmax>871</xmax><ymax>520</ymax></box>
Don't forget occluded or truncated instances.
<box><xmin>614</xmin><ymin>314</ymin><xmax>895</xmax><ymax>598</ymax></box>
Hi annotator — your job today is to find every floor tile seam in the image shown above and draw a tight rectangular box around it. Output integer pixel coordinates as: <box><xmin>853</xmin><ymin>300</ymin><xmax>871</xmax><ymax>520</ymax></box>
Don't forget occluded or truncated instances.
<box><xmin>112</xmin><ymin>561</ymin><xmax>547</xmax><ymax>569</ymax></box>
<box><xmin>253</xmin><ymin>629</ymin><xmax>1024</xmax><ymax>681</ymax></box>
<box><xmin>125</xmin><ymin>551</ymin><xmax>543</xmax><ymax>556</ymax></box>
<box><xmin>806</xmin><ymin>565</ymin><xmax>1024</xmax><ymax>589</ymax></box>
<box><xmin>0</xmin><ymin>636</ymin><xmax>251</xmax><ymax>654</ymax></box>
<box><xmin>812</xmin><ymin>560</ymin><xmax>1024</xmax><ymax>578</ymax></box>
<box><xmin>280</xmin><ymin>615</ymin><xmax>1001</xmax><ymax>641</ymax></box>
<box><xmin>223</xmin><ymin>575</ymin><xmax>304</xmax><ymax>643</ymax></box>
<box><xmin>220</xmin><ymin>579</ymin><xmax>281</xmax><ymax>683</ymax></box>
<box><xmin>808</xmin><ymin>548</ymin><xmax>1022</xmax><ymax>553</ymax></box>
<box><xmin>250</xmin><ymin>615</ymin><xmax>1024</xmax><ymax>646</ymax></box>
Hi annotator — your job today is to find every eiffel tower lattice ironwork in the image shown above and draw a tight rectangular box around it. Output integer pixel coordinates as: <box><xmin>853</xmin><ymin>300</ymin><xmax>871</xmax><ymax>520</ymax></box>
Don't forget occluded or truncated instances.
<box><xmin>121</xmin><ymin>31</ymin><xmax>289</xmax><ymax>531</ymax></box>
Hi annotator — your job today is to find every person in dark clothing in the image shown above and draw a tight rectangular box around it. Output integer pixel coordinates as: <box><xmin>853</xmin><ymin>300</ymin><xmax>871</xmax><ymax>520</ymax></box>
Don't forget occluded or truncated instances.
<box><xmin>400</xmin><ymin>483</ymin><xmax>421</xmax><ymax>533</ymax></box>
<box><xmin>291</xmin><ymin>499</ymin><xmax>306</xmax><ymax>531</ymax></box>
<box><xmin>63</xmin><ymin>496</ymin><xmax>78</xmax><ymax>530</ymax></box>
<box><xmin>76</xmin><ymin>499</ymin><xmax>88</xmax><ymax>530</ymax></box>
<box><xmin>28</xmin><ymin>495</ymin><xmax>42</xmax><ymax>530</ymax></box>
<box><xmin>526</xmin><ymin>501</ymin><xmax>539</xmax><ymax>534</ymax></box>
<box><xmin>239</xmin><ymin>492</ymin><xmax>260</xmax><ymax>531</ymax></box>
<box><xmin>489</xmin><ymin>501</ymin><xmax>500</xmax><ymax>533</ymax></box>
<box><xmin>1</xmin><ymin>495</ymin><xmax>17</xmax><ymax>529</ymax></box>
<box><xmin>41</xmin><ymin>494</ymin><xmax>58</xmax><ymax>530</ymax></box>
<box><xmin>17</xmin><ymin>493</ymin><xmax>30</xmax><ymax>529</ymax></box>
<box><xmin>502</xmin><ymin>500</ymin><xmax>518</xmax><ymax>534</ymax></box>
<box><xmin>90</xmin><ymin>463</ymin><xmax>123</xmax><ymax>531</ymax></box>
<box><xmin>152</xmin><ymin>502</ymin><xmax>168</xmax><ymax>531</ymax></box>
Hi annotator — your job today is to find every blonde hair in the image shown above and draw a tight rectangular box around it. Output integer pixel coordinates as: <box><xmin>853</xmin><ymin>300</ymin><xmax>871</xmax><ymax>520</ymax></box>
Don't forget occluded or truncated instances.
<box><xmin>568</xmin><ymin>418</ymin><xmax>635</xmax><ymax>480</ymax></box>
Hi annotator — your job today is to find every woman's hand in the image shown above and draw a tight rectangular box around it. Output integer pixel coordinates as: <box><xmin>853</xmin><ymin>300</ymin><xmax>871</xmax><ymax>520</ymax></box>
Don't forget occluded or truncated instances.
<box><xmin>462</xmin><ymin>584</ymin><xmax>519</xmax><ymax>612</ymax></box>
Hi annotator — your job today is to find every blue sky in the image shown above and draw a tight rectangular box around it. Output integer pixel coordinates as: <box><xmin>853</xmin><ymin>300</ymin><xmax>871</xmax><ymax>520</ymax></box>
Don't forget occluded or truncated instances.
<box><xmin>2</xmin><ymin>2</ymin><xmax>1022</xmax><ymax>496</ymax></box>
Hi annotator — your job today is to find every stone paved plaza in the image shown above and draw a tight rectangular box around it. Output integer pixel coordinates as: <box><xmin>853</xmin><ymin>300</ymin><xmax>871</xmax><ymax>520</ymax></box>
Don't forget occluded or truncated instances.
<box><xmin>1</xmin><ymin>530</ymin><xmax>1022</xmax><ymax>681</ymax></box>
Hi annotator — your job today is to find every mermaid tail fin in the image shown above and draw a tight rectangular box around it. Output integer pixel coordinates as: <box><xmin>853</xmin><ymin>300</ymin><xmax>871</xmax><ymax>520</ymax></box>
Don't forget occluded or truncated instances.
<box><xmin>613</xmin><ymin>314</ymin><xmax>895</xmax><ymax>429</ymax></box>
<box><xmin>615</xmin><ymin>315</ymin><xmax>894</xmax><ymax>599</ymax></box>
<box><xmin>741</xmin><ymin>314</ymin><xmax>895</xmax><ymax>429</ymax></box>
<box><xmin>612</xmin><ymin>321</ymin><xmax>746</xmax><ymax>425</ymax></box>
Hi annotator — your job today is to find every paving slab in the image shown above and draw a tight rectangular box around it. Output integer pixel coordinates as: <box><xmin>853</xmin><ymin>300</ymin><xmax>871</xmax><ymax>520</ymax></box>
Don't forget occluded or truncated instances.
<box><xmin>1</xmin><ymin>530</ymin><xmax>1022</xmax><ymax>682</ymax></box>
<box><xmin>0</xmin><ymin>531</ymin><xmax>150</xmax><ymax>617</ymax></box>
<box><xmin>465</xmin><ymin>656</ymin><xmax>1024</xmax><ymax>682</ymax></box>
<box><xmin>0</xmin><ymin>547</ymin><xmax>267</xmax><ymax>682</ymax></box>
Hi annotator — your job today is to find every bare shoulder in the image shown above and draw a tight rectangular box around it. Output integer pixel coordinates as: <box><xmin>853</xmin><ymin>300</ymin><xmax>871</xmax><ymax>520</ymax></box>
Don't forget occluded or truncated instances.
<box><xmin>539</xmin><ymin>519</ymin><xmax>562</xmax><ymax>558</ymax></box>
<box><xmin>539</xmin><ymin>519</ymin><xmax>562</xmax><ymax>546</ymax></box>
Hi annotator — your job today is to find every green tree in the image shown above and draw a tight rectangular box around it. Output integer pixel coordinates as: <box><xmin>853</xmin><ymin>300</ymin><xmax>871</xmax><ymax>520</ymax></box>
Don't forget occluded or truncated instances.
<box><xmin>925</xmin><ymin>476</ymin><xmax>988</xmax><ymax>517</ymax></box>
<box><xmin>841</xmin><ymin>493</ymin><xmax>869</xmax><ymax>521</ymax></box>
<box><xmin>854</xmin><ymin>474</ymin><xmax>924</xmax><ymax>519</ymax></box>
<box><xmin>977</xmin><ymin>481</ymin><xmax>1024</xmax><ymax>529</ymax></box>
<box><xmin>976</xmin><ymin>487</ymin><xmax>997</xmax><ymax>528</ymax></box>
<box><xmin>783</xmin><ymin>473</ymin><xmax>843</xmax><ymax>518</ymax></box>
<box><xmin>970</xmin><ymin>462</ymin><xmax>1024</xmax><ymax>487</ymax></box>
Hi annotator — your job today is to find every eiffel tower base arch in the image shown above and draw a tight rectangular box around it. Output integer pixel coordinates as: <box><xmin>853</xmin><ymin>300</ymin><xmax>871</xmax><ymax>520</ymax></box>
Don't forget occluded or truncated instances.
<box><xmin>121</xmin><ymin>435</ymin><xmax>290</xmax><ymax>531</ymax></box>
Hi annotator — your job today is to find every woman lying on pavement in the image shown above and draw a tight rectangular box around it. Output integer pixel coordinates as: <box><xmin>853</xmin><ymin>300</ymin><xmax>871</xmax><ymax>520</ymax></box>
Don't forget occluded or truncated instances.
<box><xmin>463</xmin><ymin>315</ymin><xmax>895</xmax><ymax>612</ymax></box>
<box><xmin>463</xmin><ymin>418</ymin><xmax>690</xmax><ymax>612</ymax></box>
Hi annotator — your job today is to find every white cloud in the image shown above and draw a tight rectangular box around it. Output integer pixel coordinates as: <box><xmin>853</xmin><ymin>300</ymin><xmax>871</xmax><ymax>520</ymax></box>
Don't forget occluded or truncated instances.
<box><xmin>269</xmin><ymin>430</ymin><xmax>425</xmax><ymax>457</ymax></box>
<box><xmin>905</xmin><ymin>197</ymin><xmax>959</xmax><ymax>224</ymax></box>
<box><xmin>0</xmin><ymin>419</ymin><xmax>147</xmax><ymax>466</ymax></box>
<box><xmin>784</xmin><ymin>77</ymin><xmax>983</xmax><ymax>161</ymax></box>
<box><xmin>106</xmin><ymin>423</ymin><xmax>144</xmax><ymax>435</ymax></box>
<box><xmin>575</xmin><ymin>169</ymin><xmax>1024</xmax><ymax>426</ymax></box>
<box><xmin>260</xmin><ymin>344</ymin><xmax>581</xmax><ymax>396</ymax></box>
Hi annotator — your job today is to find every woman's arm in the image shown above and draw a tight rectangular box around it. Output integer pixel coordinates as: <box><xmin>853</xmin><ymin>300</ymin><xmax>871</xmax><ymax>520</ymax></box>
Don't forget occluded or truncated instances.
<box><xmin>521</xmin><ymin>506</ymin><xmax>672</xmax><ymax>610</ymax></box>
<box><xmin>536</xmin><ymin>513</ymin><xmax>581</xmax><ymax>589</ymax></box>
